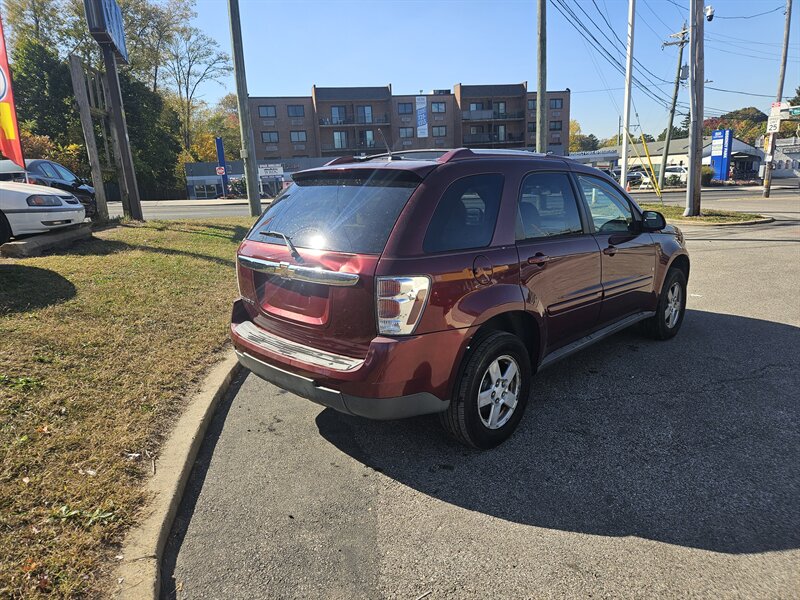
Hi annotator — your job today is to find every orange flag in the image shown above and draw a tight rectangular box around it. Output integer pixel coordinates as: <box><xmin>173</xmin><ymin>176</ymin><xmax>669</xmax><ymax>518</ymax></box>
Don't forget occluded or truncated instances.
<box><xmin>0</xmin><ymin>15</ymin><xmax>25</xmax><ymax>169</ymax></box>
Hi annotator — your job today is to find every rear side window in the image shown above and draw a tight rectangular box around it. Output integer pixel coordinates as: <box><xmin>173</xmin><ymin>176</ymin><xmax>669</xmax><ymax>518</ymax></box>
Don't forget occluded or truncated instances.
<box><xmin>517</xmin><ymin>172</ymin><xmax>583</xmax><ymax>239</ymax></box>
<box><xmin>423</xmin><ymin>174</ymin><xmax>504</xmax><ymax>253</ymax></box>
<box><xmin>248</xmin><ymin>168</ymin><xmax>420</xmax><ymax>255</ymax></box>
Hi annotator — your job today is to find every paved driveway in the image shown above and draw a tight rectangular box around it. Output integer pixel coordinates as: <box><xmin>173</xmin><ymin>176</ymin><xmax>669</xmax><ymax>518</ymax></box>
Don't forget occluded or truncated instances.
<box><xmin>163</xmin><ymin>199</ymin><xmax>800</xmax><ymax>599</ymax></box>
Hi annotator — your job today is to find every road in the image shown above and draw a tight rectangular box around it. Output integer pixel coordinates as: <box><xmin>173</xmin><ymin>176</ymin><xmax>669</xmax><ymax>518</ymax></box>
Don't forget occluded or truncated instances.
<box><xmin>162</xmin><ymin>196</ymin><xmax>800</xmax><ymax>599</ymax></box>
<box><xmin>110</xmin><ymin>182</ymin><xmax>799</xmax><ymax>221</ymax></box>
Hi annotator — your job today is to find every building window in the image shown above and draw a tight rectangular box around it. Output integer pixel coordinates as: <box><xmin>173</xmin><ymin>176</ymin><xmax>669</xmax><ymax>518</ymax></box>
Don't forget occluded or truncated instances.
<box><xmin>331</xmin><ymin>106</ymin><xmax>347</xmax><ymax>124</ymax></box>
<box><xmin>549</xmin><ymin>98</ymin><xmax>563</xmax><ymax>110</ymax></box>
<box><xmin>470</xmin><ymin>126</ymin><xmax>484</xmax><ymax>134</ymax></box>
<box><xmin>333</xmin><ymin>131</ymin><xmax>348</xmax><ymax>149</ymax></box>
<box><xmin>398</xmin><ymin>102</ymin><xmax>413</xmax><ymax>114</ymax></box>
<box><xmin>258</xmin><ymin>105</ymin><xmax>276</xmax><ymax>118</ymax></box>
<box><xmin>431</xmin><ymin>102</ymin><xmax>446</xmax><ymax>113</ymax></box>
<box><xmin>496</xmin><ymin>101</ymin><xmax>506</xmax><ymax>116</ymax></box>
<box><xmin>432</xmin><ymin>126</ymin><xmax>447</xmax><ymax>137</ymax></box>
<box><xmin>549</xmin><ymin>120</ymin><xmax>562</xmax><ymax>131</ymax></box>
<box><xmin>261</xmin><ymin>131</ymin><xmax>279</xmax><ymax>143</ymax></box>
<box><xmin>399</xmin><ymin>127</ymin><xmax>414</xmax><ymax>138</ymax></box>
<box><xmin>290</xmin><ymin>131</ymin><xmax>307</xmax><ymax>142</ymax></box>
<box><xmin>357</xmin><ymin>105</ymin><xmax>373</xmax><ymax>124</ymax></box>
<box><xmin>527</xmin><ymin>99</ymin><xmax>536</xmax><ymax>111</ymax></box>
<box><xmin>360</xmin><ymin>130</ymin><xmax>375</xmax><ymax>148</ymax></box>
<box><xmin>287</xmin><ymin>105</ymin><xmax>305</xmax><ymax>117</ymax></box>
<box><xmin>527</xmin><ymin>122</ymin><xmax>536</xmax><ymax>133</ymax></box>
<box><xmin>469</xmin><ymin>102</ymin><xmax>484</xmax><ymax>112</ymax></box>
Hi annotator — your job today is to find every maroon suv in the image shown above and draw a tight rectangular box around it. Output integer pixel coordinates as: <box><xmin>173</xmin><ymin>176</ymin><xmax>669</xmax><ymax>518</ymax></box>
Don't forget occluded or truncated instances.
<box><xmin>231</xmin><ymin>149</ymin><xmax>689</xmax><ymax>448</ymax></box>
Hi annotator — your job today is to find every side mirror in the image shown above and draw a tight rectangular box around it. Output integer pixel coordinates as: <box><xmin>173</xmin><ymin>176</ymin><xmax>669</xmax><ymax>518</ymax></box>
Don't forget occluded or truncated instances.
<box><xmin>642</xmin><ymin>210</ymin><xmax>666</xmax><ymax>231</ymax></box>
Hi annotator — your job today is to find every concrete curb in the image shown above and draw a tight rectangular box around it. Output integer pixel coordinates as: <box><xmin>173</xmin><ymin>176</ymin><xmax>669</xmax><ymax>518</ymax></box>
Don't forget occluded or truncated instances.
<box><xmin>113</xmin><ymin>352</ymin><xmax>241</xmax><ymax>600</ymax></box>
<box><xmin>666</xmin><ymin>216</ymin><xmax>775</xmax><ymax>227</ymax></box>
<box><xmin>0</xmin><ymin>222</ymin><xmax>92</xmax><ymax>257</ymax></box>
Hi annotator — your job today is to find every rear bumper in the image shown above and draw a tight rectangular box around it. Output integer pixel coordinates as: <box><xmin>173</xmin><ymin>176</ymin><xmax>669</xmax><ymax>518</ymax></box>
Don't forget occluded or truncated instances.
<box><xmin>235</xmin><ymin>349</ymin><xmax>446</xmax><ymax>419</ymax></box>
<box><xmin>230</xmin><ymin>299</ymin><xmax>465</xmax><ymax>419</ymax></box>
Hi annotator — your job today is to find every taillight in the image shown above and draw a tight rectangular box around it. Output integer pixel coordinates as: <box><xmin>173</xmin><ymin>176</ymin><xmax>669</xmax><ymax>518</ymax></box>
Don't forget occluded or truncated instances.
<box><xmin>376</xmin><ymin>276</ymin><xmax>430</xmax><ymax>335</ymax></box>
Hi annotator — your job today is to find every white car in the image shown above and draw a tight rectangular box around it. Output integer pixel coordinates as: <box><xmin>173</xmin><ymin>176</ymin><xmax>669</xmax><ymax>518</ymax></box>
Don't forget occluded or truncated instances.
<box><xmin>0</xmin><ymin>181</ymin><xmax>86</xmax><ymax>244</ymax></box>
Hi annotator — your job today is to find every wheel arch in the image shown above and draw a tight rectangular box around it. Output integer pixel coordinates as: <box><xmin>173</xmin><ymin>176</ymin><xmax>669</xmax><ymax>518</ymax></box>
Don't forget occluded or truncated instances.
<box><xmin>446</xmin><ymin>310</ymin><xmax>542</xmax><ymax>400</ymax></box>
<box><xmin>0</xmin><ymin>209</ymin><xmax>12</xmax><ymax>244</ymax></box>
<box><xmin>668</xmin><ymin>253</ymin><xmax>690</xmax><ymax>281</ymax></box>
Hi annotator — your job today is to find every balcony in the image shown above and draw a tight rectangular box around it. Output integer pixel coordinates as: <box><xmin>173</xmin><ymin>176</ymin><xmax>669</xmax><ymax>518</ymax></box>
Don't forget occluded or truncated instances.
<box><xmin>463</xmin><ymin>133</ymin><xmax>525</xmax><ymax>145</ymax></box>
<box><xmin>319</xmin><ymin>115</ymin><xmax>390</xmax><ymax>126</ymax></box>
<box><xmin>321</xmin><ymin>141</ymin><xmax>380</xmax><ymax>152</ymax></box>
<box><xmin>461</xmin><ymin>110</ymin><xmax>525</xmax><ymax>121</ymax></box>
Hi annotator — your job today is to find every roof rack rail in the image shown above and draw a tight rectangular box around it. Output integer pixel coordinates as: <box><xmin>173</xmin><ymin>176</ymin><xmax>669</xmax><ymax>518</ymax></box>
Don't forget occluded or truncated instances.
<box><xmin>324</xmin><ymin>156</ymin><xmax>357</xmax><ymax>166</ymax></box>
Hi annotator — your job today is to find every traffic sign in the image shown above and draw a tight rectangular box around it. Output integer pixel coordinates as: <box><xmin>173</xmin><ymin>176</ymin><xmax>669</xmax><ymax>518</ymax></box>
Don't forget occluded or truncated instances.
<box><xmin>790</xmin><ymin>106</ymin><xmax>800</xmax><ymax>116</ymax></box>
<box><xmin>258</xmin><ymin>164</ymin><xmax>284</xmax><ymax>177</ymax></box>
<box><xmin>215</xmin><ymin>166</ymin><xmax>226</xmax><ymax>176</ymax></box>
<box><xmin>770</xmin><ymin>101</ymin><xmax>789</xmax><ymax>116</ymax></box>
<box><xmin>766</xmin><ymin>116</ymin><xmax>781</xmax><ymax>133</ymax></box>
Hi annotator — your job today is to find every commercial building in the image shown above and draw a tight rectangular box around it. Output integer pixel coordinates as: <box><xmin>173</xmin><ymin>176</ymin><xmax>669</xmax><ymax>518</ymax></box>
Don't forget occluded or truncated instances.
<box><xmin>248</xmin><ymin>83</ymin><xmax>570</xmax><ymax>160</ymax></box>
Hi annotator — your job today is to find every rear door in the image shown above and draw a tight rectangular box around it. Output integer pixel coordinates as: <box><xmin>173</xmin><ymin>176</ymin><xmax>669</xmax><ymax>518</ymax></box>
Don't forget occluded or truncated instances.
<box><xmin>236</xmin><ymin>167</ymin><xmax>426</xmax><ymax>358</ymax></box>
<box><xmin>516</xmin><ymin>171</ymin><xmax>602</xmax><ymax>350</ymax></box>
<box><xmin>574</xmin><ymin>174</ymin><xmax>656</xmax><ymax>325</ymax></box>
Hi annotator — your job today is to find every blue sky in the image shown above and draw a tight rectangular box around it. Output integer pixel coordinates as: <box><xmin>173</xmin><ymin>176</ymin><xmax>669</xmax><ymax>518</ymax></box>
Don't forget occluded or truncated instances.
<box><xmin>193</xmin><ymin>0</ymin><xmax>800</xmax><ymax>140</ymax></box>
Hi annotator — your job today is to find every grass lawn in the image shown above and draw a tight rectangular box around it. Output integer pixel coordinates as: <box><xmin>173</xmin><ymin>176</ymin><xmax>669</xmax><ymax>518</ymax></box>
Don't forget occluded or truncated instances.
<box><xmin>639</xmin><ymin>203</ymin><xmax>763</xmax><ymax>223</ymax></box>
<box><xmin>0</xmin><ymin>218</ymin><xmax>253</xmax><ymax>597</ymax></box>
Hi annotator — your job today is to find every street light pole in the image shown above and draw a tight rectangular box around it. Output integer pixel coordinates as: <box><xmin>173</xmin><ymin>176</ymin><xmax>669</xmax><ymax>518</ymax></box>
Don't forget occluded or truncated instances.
<box><xmin>620</xmin><ymin>0</ymin><xmax>636</xmax><ymax>187</ymax></box>
<box><xmin>227</xmin><ymin>0</ymin><xmax>261</xmax><ymax>218</ymax></box>
<box><xmin>763</xmin><ymin>0</ymin><xmax>793</xmax><ymax>198</ymax></box>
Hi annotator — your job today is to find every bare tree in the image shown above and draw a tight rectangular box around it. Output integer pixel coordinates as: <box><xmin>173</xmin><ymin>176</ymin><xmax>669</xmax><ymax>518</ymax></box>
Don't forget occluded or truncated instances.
<box><xmin>163</xmin><ymin>26</ymin><xmax>230</xmax><ymax>152</ymax></box>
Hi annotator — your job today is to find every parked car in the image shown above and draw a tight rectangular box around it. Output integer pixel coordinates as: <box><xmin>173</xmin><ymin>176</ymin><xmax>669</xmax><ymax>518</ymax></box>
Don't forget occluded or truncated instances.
<box><xmin>0</xmin><ymin>180</ymin><xmax>86</xmax><ymax>244</ymax></box>
<box><xmin>609</xmin><ymin>167</ymin><xmax>644</xmax><ymax>187</ymax></box>
<box><xmin>0</xmin><ymin>159</ymin><xmax>97</xmax><ymax>219</ymax></box>
<box><xmin>230</xmin><ymin>148</ymin><xmax>690</xmax><ymax>448</ymax></box>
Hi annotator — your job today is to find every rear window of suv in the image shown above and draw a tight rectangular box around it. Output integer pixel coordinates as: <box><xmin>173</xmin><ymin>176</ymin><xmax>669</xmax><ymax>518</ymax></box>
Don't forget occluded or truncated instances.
<box><xmin>248</xmin><ymin>168</ymin><xmax>421</xmax><ymax>254</ymax></box>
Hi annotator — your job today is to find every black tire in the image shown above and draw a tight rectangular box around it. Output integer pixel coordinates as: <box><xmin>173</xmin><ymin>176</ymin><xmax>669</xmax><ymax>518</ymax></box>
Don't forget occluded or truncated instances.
<box><xmin>440</xmin><ymin>331</ymin><xmax>532</xmax><ymax>449</ymax></box>
<box><xmin>641</xmin><ymin>268</ymin><xmax>687</xmax><ymax>340</ymax></box>
<box><xmin>0</xmin><ymin>211</ymin><xmax>11</xmax><ymax>245</ymax></box>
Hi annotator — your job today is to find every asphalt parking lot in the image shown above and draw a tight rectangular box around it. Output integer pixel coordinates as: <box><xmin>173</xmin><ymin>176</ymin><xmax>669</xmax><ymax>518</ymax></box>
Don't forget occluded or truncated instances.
<box><xmin>162</xmin><ymin>198</ymin><xmax>800</xmax><ymax>599</ymax></box>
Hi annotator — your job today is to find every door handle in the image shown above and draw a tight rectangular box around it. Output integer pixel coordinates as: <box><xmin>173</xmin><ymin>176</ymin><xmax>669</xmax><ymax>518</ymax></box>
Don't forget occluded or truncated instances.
<box><xmin>527</xmin><ymin>253</ymin><xmax>551</xmax><ymax>266</ymax></box>
<box><xmin>603</xmin><ymin>246</ymin><xmax>617</xmax><ymax>256</ymax></box>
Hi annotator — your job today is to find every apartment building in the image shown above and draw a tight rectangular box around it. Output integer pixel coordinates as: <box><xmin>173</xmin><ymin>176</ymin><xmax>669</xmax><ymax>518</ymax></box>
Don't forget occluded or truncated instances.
<box><xmin>248</xmin><ymin>83</ymin><xmax>570</xmax><ymax>160</ymax></box>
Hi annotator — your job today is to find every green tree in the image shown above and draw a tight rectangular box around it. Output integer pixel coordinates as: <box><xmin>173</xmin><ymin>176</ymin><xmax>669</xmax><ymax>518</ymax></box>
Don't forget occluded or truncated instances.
<box><xmin>10</xmin><ymin>37</ymin><xmax>78</xmax><ymax>145</ymax></box>
<box><xmin>120</xmin><ymin>73</ymin><xmax>183</xmax><ymax>198</ymax></box>
<box><xmin>788</xmin><ymin>86</ymin><xmax>800</xmax><ymax>105</ymax></box>
<box><xmin>3</xmin><ymin>0</ymin><xmax>63</xmax><ymax>50</ymax></box>
<box><xmin>163</xmin><ymin>27</ymin><xmax>231</xmax><ymax>151</ymax></box>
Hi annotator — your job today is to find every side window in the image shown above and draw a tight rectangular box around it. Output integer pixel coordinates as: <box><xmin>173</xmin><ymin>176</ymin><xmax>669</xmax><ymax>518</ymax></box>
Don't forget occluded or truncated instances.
<box><xmin>52</xmin><ymin>163</ymin><xmax>78</xmax><ymax>181</ymax></box>
<box><xmin>576</xmin><ymin>175</ymin><xmax>634</xmax><ymax>234</ymax></box>
<box><xmin>423</xmin><ymin>174</ymin><xmax>504</xmax><ymax>253</ymax></box>
<box><xmin>38</xmin><ymin>162</ymin><xmax>59</xmax><ymax>178</ymax></box>
<box><xmin>517</xmin><ymin>172</ymin><xmax>583</xmax><ymax>240</ymax></box>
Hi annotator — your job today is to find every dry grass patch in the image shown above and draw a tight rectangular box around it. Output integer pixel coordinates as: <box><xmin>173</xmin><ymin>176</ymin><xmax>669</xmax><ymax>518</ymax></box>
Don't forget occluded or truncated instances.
<box><xmin>639</xmin><ymin>203</ymin><xmax>764</xmax><ymax>223</ymax></box>
<box><xmin>0</xmin><ymin>218</ymin><xmax>252</xmax><ymax>597</ymax></box>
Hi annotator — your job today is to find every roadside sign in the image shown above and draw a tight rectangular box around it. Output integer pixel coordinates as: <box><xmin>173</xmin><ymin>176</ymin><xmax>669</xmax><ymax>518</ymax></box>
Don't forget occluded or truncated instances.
<box><xmin>770</xmin><ymin>101</ymin><xmax>789</xmax><ymax>116</ymax></box>
<box><xmin>215</xmin><ymin>166</ymin><xmax>226</xmax><ymax>176</ymax></box>
<box><xmin>258</xmin><ymin>164</ymin><xmax>284</xmax><ymax>177</ymax></box>
<box><xmin>84</xmin><ymin>0</ymin><xmax>129</xmax><ymax>63</ymax></box>
<box><xmin>790</xmin><ymin>106</ymin><xmax>800</xmax><ymax>116</ymax></box>
<box><xmin>766</xmin><ymin>116</ymin><xmax>782</xmax><ymax>133</ymax></box>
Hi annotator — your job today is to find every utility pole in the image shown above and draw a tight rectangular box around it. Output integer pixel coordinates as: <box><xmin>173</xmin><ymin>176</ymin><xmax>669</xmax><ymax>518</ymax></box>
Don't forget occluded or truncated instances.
<box><xmin>620</xmin><ymin>0</ymin><xmax>636</xmax><ymax>187</ymax></box>
<box><xmin>227</xmin><ymin>0</ymin><xmax>261</xmax><ymax>218</ymax></box>
<box><xmin>684</xmin><ymin>0</ymin><xmax>704</xmax><ymax>217</ymax></box>
<box><xmin>659</xmin><ymin>23</ymin><xmax>688</xmax><ymax>192</ymax></box>
<box><xmin>763</xmin><ymin>0</ymin><xmax>793</xmax><ymax>198</ymax></box>
<box><xmin>536</xmin><ymin>0</ymin><xmax>547</xmax><ymax>154</ymax></box>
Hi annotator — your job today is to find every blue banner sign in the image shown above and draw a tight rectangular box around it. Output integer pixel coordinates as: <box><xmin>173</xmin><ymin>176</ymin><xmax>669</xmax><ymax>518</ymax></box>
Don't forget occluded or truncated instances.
<box><xmin>416</xmin><ymin>96</ymin><xmax>428</xmax><ymax>138</ymax></box>
<box><xmin>710</xmin><ymin>129</ymin><xmax>732</xmax><ymax>181</ymax></box>
<box><xmin>84</xmin><ymin>0</ymin><xmax>129</xmax><ymax>63</ymax></box>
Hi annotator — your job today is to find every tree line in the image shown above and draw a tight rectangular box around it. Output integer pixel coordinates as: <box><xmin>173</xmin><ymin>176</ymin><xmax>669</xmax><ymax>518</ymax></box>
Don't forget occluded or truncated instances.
<box><xmin>569</xmin><ymin>89</ymin><xmax>800</xmax><ymax>154</ymax></box>
<box><xmin>3</xmin><ymin>0</ymin><xmax>241</xmax><ymax>199</ymax></box>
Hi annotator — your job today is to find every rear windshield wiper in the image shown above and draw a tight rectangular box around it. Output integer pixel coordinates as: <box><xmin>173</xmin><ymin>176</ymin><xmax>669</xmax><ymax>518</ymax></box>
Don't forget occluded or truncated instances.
<box><xmin>258</xmin><ymin>229</ymin><xmax>304</xmax><ymax>263</ymax></box>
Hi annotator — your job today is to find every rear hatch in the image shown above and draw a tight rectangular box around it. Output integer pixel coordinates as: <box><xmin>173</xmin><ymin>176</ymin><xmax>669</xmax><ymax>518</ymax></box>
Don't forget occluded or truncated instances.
<box><xmin>236</xmin><ymin>166</ymin><xmax>427</xmax><ymax>358</ymax></box>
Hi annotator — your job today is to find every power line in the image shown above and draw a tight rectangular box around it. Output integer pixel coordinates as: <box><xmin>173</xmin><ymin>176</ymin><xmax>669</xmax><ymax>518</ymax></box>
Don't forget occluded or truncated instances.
<box><xmin>706</xmin><ymin>43</ymin><xmax>800</xmax><ymax>62</ymax></box>
<box><xmin>705</xmin><ymin>86</ymin><xmax>780</xmax><ymax>98</ymax></box>
<box><xmin>715</xmin><ymin>5</ymin><xmax>785</xmax><ymax>19</ymax></box>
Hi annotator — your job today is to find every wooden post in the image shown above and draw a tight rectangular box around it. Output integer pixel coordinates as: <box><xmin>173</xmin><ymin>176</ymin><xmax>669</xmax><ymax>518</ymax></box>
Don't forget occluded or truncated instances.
<box><xmin>68</xmin><ymin>54</ymin><xmax>109</xmax><ymax>221</ymax></box>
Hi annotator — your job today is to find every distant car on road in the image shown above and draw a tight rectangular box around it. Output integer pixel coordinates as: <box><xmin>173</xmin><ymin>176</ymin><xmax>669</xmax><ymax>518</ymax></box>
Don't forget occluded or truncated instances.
<box><xmin>0</xmin><ymin>181</ymin><xmax>86</xmax><ymax>244</ymax></box>
<box><xmin>0</xmin><ymin>159</ymin><xmax>97</xmax><ymax>219</ymax></box>
<box><xmin>231</xmin><ymin>148</ymin><xmax>690</xmax><ymax>448</ymax></box>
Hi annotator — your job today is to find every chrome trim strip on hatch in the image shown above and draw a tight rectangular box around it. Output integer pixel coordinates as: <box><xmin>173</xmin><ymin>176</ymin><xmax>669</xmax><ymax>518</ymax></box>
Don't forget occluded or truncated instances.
<box><xmin>237</xmin><ymin>255</ymin><xmax>360</xmax><ymax>287</ymax></box>
<box><xmin>234</xmin><ymin>321</ymin><xmax>365</xmax><ymax>372</ymax></box>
